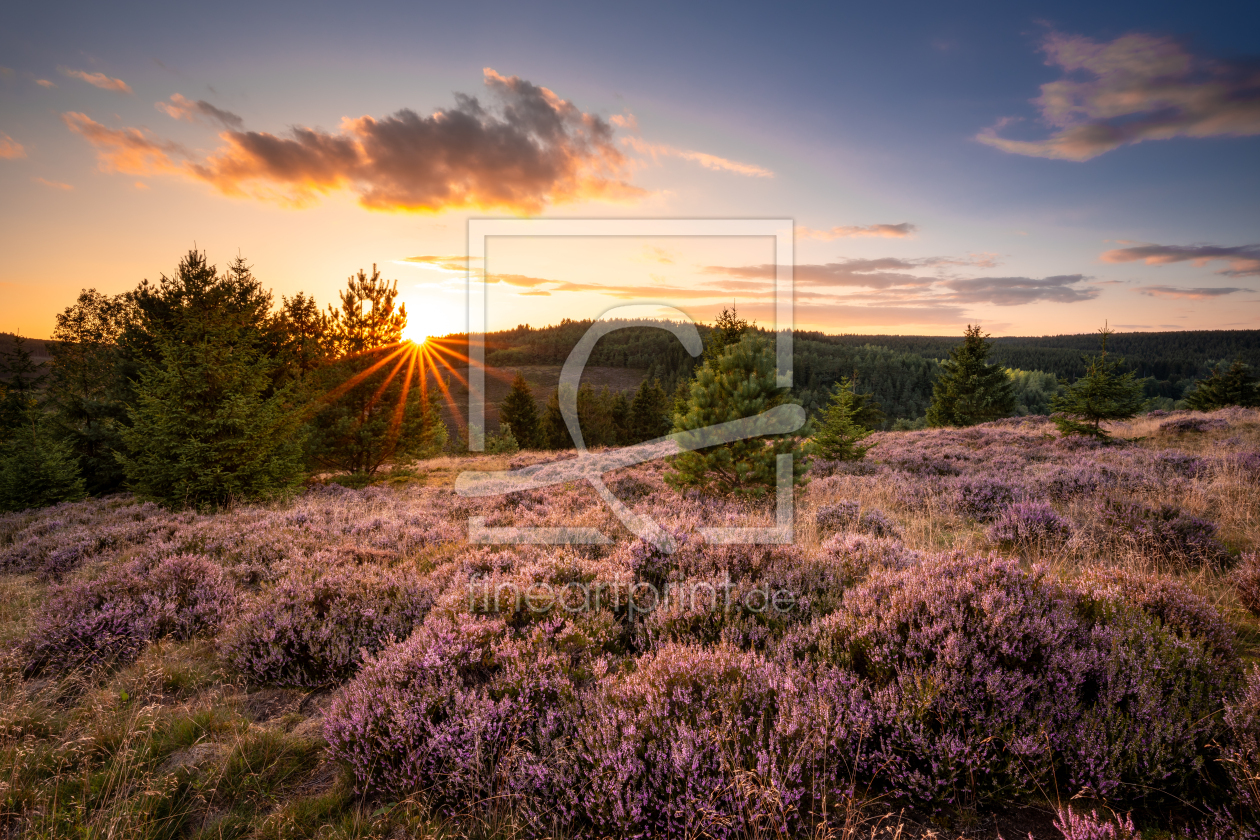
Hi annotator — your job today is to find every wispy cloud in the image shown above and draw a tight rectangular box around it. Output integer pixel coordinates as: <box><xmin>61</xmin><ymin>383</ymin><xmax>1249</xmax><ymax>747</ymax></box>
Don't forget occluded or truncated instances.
<box><xmin>32</xmin><ymin>177</ymin><xmax>73</xmax><ymax>190</ymax></box>
<box><xmin>34</xmin><ymin>79</ymin><xmax>56</xmax><ymax>88</ymax></box>
<box><xmin>621</xmin><ymin>135</ymin><xmax>773</xmax><ymax>177</ymax></box>
<box><xmin>940</xmin><ymin>274</ymin><xmax>1096</xmax><ymax>305</ymax></box>
<box><xmin>705</xmin><ymin>257</ymin><xmax>1095</xmax><ymax>306</ymax></box>
<box><xmin>156</xmin><ymin>93</ymin><xmax>244</xmax><ymax>130</ymax></box>
<box><xmin>1135</xmin><ymin>285</ymin><xmax>1247</xmax><ymax>299</ymax></box>
<box><xmin>797</xmin><ymin>223</ymin><xmax>917</xmax><ymax>240</ymax></box>
<box><xmin>59</xmin><ymin>67</ymin><xmax>132</xmax><ymax>94</ymax></box>
<box><xmin>62</xmin><ymin>112</ymin><xmax>182</xmax><ymax>174</ymax></box>
<box><xmin>400</xmin><ymin>255</ymin><xmax>477</xmax><ymax>271</ymax></box>
<box><xmin>977</xmin><ymin>31</ymin><xmax>1260</xmax><ymax>160</ymax></box>
<box><xmin>0</xmin><ymin>132</ymin><xmax>26</xmax><ymax>159</ymax></box>
<box><xmin>1101</xmin><ymin>242</ymin><xmax>1260</xmax><ymax>277</ymax></box>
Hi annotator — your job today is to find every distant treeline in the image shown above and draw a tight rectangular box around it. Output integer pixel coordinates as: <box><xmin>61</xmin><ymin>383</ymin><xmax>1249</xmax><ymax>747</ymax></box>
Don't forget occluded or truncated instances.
<box><xmin>478</xmin><ymin>320</ymin><xmax>1260</xmax><ymax>425</ymax></box>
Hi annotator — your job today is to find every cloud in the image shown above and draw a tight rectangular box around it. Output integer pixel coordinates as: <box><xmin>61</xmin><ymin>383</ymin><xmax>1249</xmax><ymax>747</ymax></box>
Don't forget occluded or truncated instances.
<box><xmin>705</xmin><ymin>258</ymin><xmax>1095</xmax><ymax>306</ymax></box>
<box><xmin>797</xmin><ymin>223</ymin><xmax>917</xmax><ymax>239</ymax></box>
<box><xmin>35</xmin><ymin>79</ymin><xmax>56</xmax><ymax>88</ymax></box>
<box><xmin>182</xmin><ymin>68</ymin><xmax>642</xmax><ymax>212</ymax></box>
<box><xmin>32</xmin><ymin>177</ymin><xmax>73</xmax><ymax>190</ymax></box>
<box><xmin>1135</xmin><ymin>285</ymin><xmax>1247</xmax><ymax>299</ymax></box>
<box><xmin>62</xmin><ymin>112</ymin><xmax>182</xmax><ymax>174</ymax></box>
<box><xmin>59</xmin><ymin>67</ymin><xmax>132</xmax><ymax>94</ymax></box>
<box><xmin>940</xmin><ymin>274</ymin><xmax>1097</xmax><ymax>305</ymax></box>
<box><xmin>977</xmin><ymin>32</ymin><xmax>1260</xmax><ymax>160</ymax></box>
<box><xmin>0</xmin><ymin>132</ymin><xmax>26</xmax><ymax>159</ymax></box>
<box><xmin>400</xmin><ymin>255</ymin><xmax>477</xmax><ymax>271</ymax></box>
<box><xmin>156</xmin><ymin>93</ymin><xmax>244</xmax><ymax>129</ymax></box>
<box><xmin>621</xmin><ymin>135</ymin><xmax>773</xmax><ymax>177</ymax></box>
<box><xmin>1101</xmin><ymin>242</ymin><xmax>1260</xmax><ymax>277</ymax></box>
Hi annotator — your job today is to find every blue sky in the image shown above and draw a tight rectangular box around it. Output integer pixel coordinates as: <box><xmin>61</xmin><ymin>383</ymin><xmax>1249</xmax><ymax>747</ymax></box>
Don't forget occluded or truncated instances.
<box><xmin>1</xmin><ymin>0</ymin><xmax>1257</xmax><ymax>337</ymax></box>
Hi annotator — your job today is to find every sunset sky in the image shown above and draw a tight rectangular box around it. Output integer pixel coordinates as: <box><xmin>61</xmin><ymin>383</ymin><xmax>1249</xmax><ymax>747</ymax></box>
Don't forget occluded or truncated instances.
<box><xmin>1</xmin><ymin>1</ymin><xmax>1258</xmax><ymax>339</ymax></box>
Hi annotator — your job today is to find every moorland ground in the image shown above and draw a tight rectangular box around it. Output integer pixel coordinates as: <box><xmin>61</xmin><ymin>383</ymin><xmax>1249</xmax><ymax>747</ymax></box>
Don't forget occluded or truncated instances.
<box><xmin>1</xmin><ymin>408</ymin><xmax>1258</xmax><ymax>839</ymax></box>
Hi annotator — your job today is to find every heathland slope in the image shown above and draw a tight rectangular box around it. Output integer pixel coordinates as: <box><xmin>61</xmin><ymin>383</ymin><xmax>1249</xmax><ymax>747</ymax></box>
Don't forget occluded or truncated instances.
<box><xmin>1</xmin><ymin>408</ymin><xmax>1258</xmax><ymax>838</ymax></box>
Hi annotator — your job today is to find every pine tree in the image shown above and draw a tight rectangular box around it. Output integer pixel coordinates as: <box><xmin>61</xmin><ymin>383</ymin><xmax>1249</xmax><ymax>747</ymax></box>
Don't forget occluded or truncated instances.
<box><xmin>926</xmin><ymin>325</ymin><xmax>1016</xmax><ymax>427</ymax></box>
<box><xmin>499</xmin><ymin>373</ymin><xmax>542</xmax><ymax>449</ymax></box>
<box><xmin>0</xmin><ymin>334</ymin><xmax>45</xmax><ymax>443</ymax></box>
<box><xmin>307</xmin><ymin>266</ymin><xmax>446</xmax><ymax>475</ymax></box>
<box><xmin>1184</xmin><ymin>359</ymin><xmax>1260</xmax><ymax>410</ymax></box>
<box><xmin>46</xmin><ymin>290</ymin><xmax>132</xmax><ymax>494</ymax></box>
<box><xmin>666</xmin><ymin>333</ymin><xmax>809</xmax><ymax>498</ymax></box>
<box><xmin>1052</xmin><ymin>324</ymin><xmax>1147</xmax><ymax>438</ymax></box>
<box><xmin>627</xmin><ymin>378</ymin><xmax>672</xmax><ymax>442</ymax></box>
<box><xmin>813</xmin><ymin>377</ymin><xmax>876</xmax><ymax>461</ymax></box>
<box><xmin>0</xmin><ymin>409</ymin><xmax>87</xmax><ymax>512</ymax></box>
<box><xmin>117</xmin><ymin>253</ymin><xmax>306</xmax><ymax>507</ymax></box>
<box><xmin>702</xmin><ymin>304</ymin><xmax>750</xmax><ymax>364</ymax></box>
<box><xmin>541</xmin><ymin>391</ymin><xmax>570</xmax><ymax>450</ymax></box>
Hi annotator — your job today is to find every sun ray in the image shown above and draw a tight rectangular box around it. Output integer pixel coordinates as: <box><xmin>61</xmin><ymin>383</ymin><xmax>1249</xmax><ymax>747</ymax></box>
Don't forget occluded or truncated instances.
<box><xmin>422</xmin><ymin>345</ymin><xmax>465</xmax><ymax>431</ymax></box>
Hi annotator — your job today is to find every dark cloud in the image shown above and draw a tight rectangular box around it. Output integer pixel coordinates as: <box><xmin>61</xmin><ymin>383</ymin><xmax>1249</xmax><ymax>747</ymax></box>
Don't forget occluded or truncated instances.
<box><xmin>940</xmin><ymin>274</ymin><xmax>1097</xmax><ymax>305</ymax></box>
<box><xmin>978</xmin><ymin>32</ymin><xmax>1260</xmax><ymax>160</ymax></box>
<box><xmin>1101</xmin><ymin>243</ymin><xmax>1260</xmax><ymax>277</ymax></box>
<box><xmin>156</xmin><ymin>94</ymin><xmax>244</xmax><ymax>130</ymax></box>
<box><xmin>1135</xmin><ymin>285</ymin><xmax>1247</xmax><ymax>299</ymax></box>
<box><xmin>187</xmin><ymin>69</ymin><xmax>641</xmax><ymax>212</ymax></box>
<box><xmin>68</xmin><ymin>69</ymin><xmax>642</xmax><ymax>214</ymax></box>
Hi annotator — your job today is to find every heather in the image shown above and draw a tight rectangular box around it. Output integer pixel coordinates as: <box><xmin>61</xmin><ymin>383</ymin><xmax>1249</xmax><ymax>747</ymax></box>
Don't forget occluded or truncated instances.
<box><xmin>1</xmin><ymin>407</ymin><xmax>1258</xmax><ymax>837</ymax></box>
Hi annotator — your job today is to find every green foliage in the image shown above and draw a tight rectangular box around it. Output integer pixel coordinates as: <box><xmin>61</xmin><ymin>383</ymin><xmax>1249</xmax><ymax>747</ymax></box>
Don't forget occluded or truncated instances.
<box><xmin>666</xmin><ymin>334</ymin><xmax>809</xmax><ymax>498</ymax></box>
<box><xmin>701</xmin><ymin>305</ymin><xmax>750</xmax><ymax>364</ymax></box>
<box><xmin>499</xmin><ymin>374</ymin><xmax>542</xmax><ymax>449</ymax></box>
<box><xmin>117</xmin><ymin>251</ymin><xmax>306</xmax><ymax>508</ymax></box>
<box><xmin>1007</xmin><ymin>368</ymin><xmax>1063</xmax><ymax>416</ymax></box>
<box><xmin>46</xmin><ymin>289</ymin><xmax>133</xmax><ymax>494</ymax></box>
<box><xmin>0</xmin><ymin>410</ymin><xmax>87</xmax><ymax>512</ymax></box>
<box><xmin>306</xmin><ymin>266</ymin><xmax>446</xmax><ymax>476</ymax></box>
<box><xmin>485</xmin><ymin>422</ymin><xmax>520</xmax><ymax>454</ymax></box>
<box><xmin>1053</xmin><ymin>324</ymin><xmax>1147</xmax><ymax>438</ymax></box>
<box><xmin>1184</xmin><ymin>359</ymin><xmax>1260</xmax><ymax>410</ymax></box>
<box><xmin>627</xmin><ymin>378</ymin><xmax>672</xmax><ymax>442</ymax></box>
<box><xmin>813</xmin><ymin>377</ymin><xmax>876</xmax><ymax>461</ymax></box>
<box><xmin>0</xmin><ymin>334</ymin><xmax>45</xmax><ymax>444</ymax></box>
<box><xmin>926</xmin><ymin>325</ymin><xmax>1016</xmax><ymax>427</ymax></box>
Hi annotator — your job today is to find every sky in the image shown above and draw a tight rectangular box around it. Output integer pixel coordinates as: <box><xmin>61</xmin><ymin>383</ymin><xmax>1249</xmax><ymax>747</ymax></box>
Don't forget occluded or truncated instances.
<box><xmin>1</xmin><ymin>0</ymin><xmax>1258</xmax><ymax>339</ymax></box>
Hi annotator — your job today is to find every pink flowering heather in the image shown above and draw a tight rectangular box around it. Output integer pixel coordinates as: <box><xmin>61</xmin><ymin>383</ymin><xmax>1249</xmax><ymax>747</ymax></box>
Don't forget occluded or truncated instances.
<box><xmin>220</xmin><ymin>556</ymin><xmax>434</xmax><ymax>686</ymax></box>
<box><xmin>323</xmin><ymin>616</ymin><xmax>593</xmax><ymax>831</ymax></box>
<box><xmin>987</xmin><ymin>501</ymin><xmax>1072</xmax><ymax>548</ymax></box>
<box><xmin>25</xmin><ymin>553</ymin><xmax>235</xmax><ymax>675</ymax></box>
<box><xmin>815</xmin><ymin>502</ymin><xmax>901</xmax><ymax>538</ymax></box>
<box><xmin>1234</xmin><ymin>552</ymin><xmax>1260</xmax><ymax>616</ymax></box>
<box><xmin>1098</xmin><ymin>499</ymin><xmax>1227</xmax><ymax>567</ymax></box>
<box><xmin>1053</xmin><ymin>807</ymin><xmax>1142</xmax><ymax>840</ymax></box>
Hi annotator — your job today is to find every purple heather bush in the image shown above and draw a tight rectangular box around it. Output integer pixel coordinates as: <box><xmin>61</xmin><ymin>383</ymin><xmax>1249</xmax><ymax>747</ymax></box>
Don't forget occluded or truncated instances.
<box><xmin>948</xmin><ymin>475</ymin><xmax>1019</xmax><ymax>520</ymax></box>
<box><xmin>815</xmin><ymin>502</ymin><xmax>901</xmax><ymax>538</ymax></box>
<box><xmin>783</xmin><ymin>554</ymin><xmax>1234</xmax><ymax>807</ymax></box>
<box><xmin>987</xmin><ymin>501</ymin><xmax>1072</xmax><ymax>548</ymax></box>
<box><xmin>324</xmin><ymin>616</ymin><xmax>593</xmax><ymax>830</ymax></box>
<box><xmin>1053</xmin><ymin>807</ymin><xmax>1142</xmax><ymax>840</ymax></box>
<box><xmin>220</xmin><ymin>555</ymin><xmax>433</xmax><ymax>686</ymax></box>
<box><xmin>1099</xmin><ymin>499</ymin><xmax>1228</xmax><ymax>566</ymax></box>
<box><xmin>25</xmin><ymin>553</ymin><xmax>235</xmax><ymax>675</ymax></box>
<box><xmin>1160</xmin><ymin>417</ymin><xmax>1230</xmax><ymax>435</ymax></box>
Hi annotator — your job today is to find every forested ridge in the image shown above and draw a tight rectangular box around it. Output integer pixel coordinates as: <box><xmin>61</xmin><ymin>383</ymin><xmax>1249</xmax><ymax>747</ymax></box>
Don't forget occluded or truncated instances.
<box><xmin>476</xmin><ymin>320</ymin><xmax>1260</xmax><ymax>423</ymax></box>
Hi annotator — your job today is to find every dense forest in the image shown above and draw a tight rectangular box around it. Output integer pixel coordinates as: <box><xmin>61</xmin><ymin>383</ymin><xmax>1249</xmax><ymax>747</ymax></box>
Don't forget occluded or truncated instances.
<box><xmin>476</xmin><ymin>320</ymin><xmax>1260</xmax><ymax>425</ymax></box>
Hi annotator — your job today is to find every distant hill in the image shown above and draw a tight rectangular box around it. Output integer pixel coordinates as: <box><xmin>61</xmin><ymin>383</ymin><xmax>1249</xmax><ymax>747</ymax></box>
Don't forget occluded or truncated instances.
<box><xmin>0</xmin><ymin>333</ymin><xmax>53</xmax><ymax>370</ymax></box>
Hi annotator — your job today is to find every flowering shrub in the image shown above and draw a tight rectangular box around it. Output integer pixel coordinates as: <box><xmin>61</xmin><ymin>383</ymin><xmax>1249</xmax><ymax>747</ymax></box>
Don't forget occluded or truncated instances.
<box><xmin>784</xmin><ymin>554</ymin><xmax>1234</xmax><ymax>807</ymax></box>
<box><xmin>577</xmin><ymin>643</ymin><xmax>790</xmax><ymax>838</ymax></box>
<box><xmin>1054</xmin><ymin>807</ymin><xmax>1142</xmax><ymax>840</ymax></box>
<box><xmin>815</xmin><ymin>502</ymin><xmax>900</xmax><ymax>538</ymax></box>
<box><xmin>1099</xmin><ymin>499</ymin><xmax>1227</xmax><ymax>566</ymax></box>
<box><xmin>324</xmin><ymin>616</ymin><xmax>592</xmax><ymax>829</ymax></box>
<box><xmin>948</xmin><ymin>476</ymin><xmax>1018</xmax><ymax>520</ymax></box>
<box><xmin>220</xmin><ymin>557</ymin><xmax>432</xmax><ymax>686</ymax></box>
<box><xmin>25</xmin><ymin>553</ymin><xmax>235</xmax><ymax>675</ymax></box>
<box><xmin>987</xmin><ymin>501</ymin><xmax>1071</xmax><ymax>547</ymax></box>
